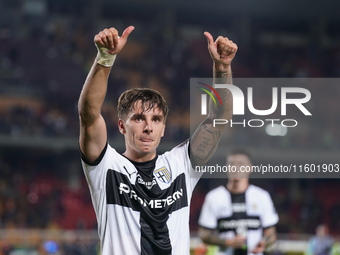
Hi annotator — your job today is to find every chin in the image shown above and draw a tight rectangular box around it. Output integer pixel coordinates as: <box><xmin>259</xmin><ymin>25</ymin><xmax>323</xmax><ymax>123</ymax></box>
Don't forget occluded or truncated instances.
<box><xmin>140</xmin><ymin>146</ymin><xmax>155</xmax><ymax>153</ymax></box>
<box><xmin>139</xmin><ymin>142</ymin><xmax>158</xmax><ymax>152</ymax></box>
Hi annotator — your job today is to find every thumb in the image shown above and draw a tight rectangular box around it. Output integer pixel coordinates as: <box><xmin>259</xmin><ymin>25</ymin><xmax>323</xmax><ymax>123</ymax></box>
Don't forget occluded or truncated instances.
<box><xmin>121</xmin><ymin>26</ymin><xmax>135</xmax><ymax>40</ymax></box>
<box><xmin>204</xmin><ymin>31</ymin><xmax>214</xmax><ymax>46</ymax></box>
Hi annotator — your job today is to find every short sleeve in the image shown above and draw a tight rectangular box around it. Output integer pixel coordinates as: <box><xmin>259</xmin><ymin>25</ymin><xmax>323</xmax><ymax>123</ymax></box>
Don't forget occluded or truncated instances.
<box><xmin>198</xmin><ymin>193</ymin><xmax>218</xmax><ymax>230</ymax></box>
<box><xmin>81</xmin><ymin>143</ymin><xmax>111</xmax><ymax>194</ymax></box>
<box><xmin>165</xmin><ymin>139</ymin><xmax>203</xmax><ymax>194</ymax></box>
<box><xmin>80</xmin><ymin>144</ymin><xmax>114</xmax><ymax>239</ymax></box>
<box><xmin>260</xmin><ymin>192</ymin><xmax>279</xmax><ymax>228</ymax></box>
<box><xmin>80</xmin><ymin>142</ymin><xmax>108</xmax><ymax>166</ymax></box>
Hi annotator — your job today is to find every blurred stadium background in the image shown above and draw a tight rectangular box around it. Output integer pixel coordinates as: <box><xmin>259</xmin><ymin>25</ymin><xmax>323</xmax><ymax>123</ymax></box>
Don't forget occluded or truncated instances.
<box><xmin>1</xmin><ymin>0</ymin><xmax>340</xmax><ymax>254</ymax></box>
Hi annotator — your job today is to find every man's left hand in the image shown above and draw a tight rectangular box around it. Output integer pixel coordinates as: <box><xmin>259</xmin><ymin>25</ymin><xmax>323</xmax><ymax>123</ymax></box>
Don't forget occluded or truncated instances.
<box><xmin>204</xmin><ymin>32</ymin><xmax>238</xmax><ymax>69</ymax></box>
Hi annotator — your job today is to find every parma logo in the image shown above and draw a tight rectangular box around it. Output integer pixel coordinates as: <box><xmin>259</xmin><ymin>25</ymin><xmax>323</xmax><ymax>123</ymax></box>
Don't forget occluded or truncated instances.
<box><xmin>154</xmin><ymin>167</ymin><xmax>172</xmax><ymax>184</ymax></box>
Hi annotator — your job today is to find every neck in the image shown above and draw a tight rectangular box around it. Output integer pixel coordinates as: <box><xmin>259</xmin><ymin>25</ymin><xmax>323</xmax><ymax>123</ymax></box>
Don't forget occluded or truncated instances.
<box><xmin>123</xmin><ymin>150</ymin><xmax>157</xmax><ymax>162</ymax></box>
<box><xmin>226</xmin><ymin>178</ymin><xmax>249</xmax><ymax>194</ymax></box>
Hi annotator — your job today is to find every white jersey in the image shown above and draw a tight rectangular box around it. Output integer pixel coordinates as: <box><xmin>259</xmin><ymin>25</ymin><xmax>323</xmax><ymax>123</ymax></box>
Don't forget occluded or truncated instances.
<box><xmin>198</xmin><ymin>185</ymin><xmax>278</xmax><ymax>255</ymax></box>
<box><xmin>81</xmin><ymin>140</ymin><xmax>200</xmax><ymax>255</ymax></box>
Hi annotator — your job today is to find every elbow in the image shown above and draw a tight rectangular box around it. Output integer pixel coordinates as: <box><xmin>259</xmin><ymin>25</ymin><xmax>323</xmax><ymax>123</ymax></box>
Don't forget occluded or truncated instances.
<box><xmin>78</xmin><ymin>107</ymin><xmax>96</xmax><ymax>126</ymax></box>
<box><xmin>198</xmin><ymin>228</ymin><xmax>210</xmax><ymax>244</ymax></box>
<box><xmin>78</xmin><ymin>107</ymin><xmax>88</xmax><ymax>120</ymax></box>
<box><xmin>78</xmin><ymin>112</ymin><xmax>87</xmax><ymax>125</ymax></box>
<box><xmin>78</xmin><ymin>100</ymin><xmax>86</xmax><ymax>120</ymax></box>
<box><xmin>78</xmin><ymin>98</ymin><xmax>88</xmax><ymax>118</ymax></box>
<box><xmin>199</xmin><ymin>236</ymin><xmax>209</xmax><ymax>245</ymax></box>
<box><xmin>78</xmin><ymin>101</ymin><xmax>98</xmax><ymax>125</ymax></box>
<box><xmin>78</xmin><ymin>105</ymin><xmax>88</xmax><ymax>123</ymax></box>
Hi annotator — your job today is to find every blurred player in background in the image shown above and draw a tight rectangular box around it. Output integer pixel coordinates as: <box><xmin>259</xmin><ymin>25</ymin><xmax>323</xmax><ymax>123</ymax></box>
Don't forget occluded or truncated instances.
<box><xmin>78</xmin><ymin>25</ymin><xmax>237</xmax><ymax>254</ymax></box>
<box><xmin>198</xmin><ymin>148</ymin><xmax>278</xmax><ymax>255</ymax></box>
<box><xmin>305</xmin><ymin>224</ymin><xmax>334</xmax><ymax>255</ymax></box>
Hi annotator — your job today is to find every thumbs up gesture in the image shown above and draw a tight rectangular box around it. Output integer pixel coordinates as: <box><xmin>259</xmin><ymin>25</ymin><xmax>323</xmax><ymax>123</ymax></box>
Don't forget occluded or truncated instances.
<box><xmin>204</xmin><ymin>32</ymin><xmax>238</xmax><ymax>67</ymax></box>
<box><xmin>94</xmin><ymin>26</ymin><xmax>135</xmax><ymax>55</ymax></box>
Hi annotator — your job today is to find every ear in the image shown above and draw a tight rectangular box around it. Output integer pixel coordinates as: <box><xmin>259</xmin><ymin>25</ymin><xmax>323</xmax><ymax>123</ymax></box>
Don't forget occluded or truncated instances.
<box><xmin>161</xmin><ymin>122</ymin><xmax>166</xmax><ymax>137</ymax></box>
<box><xmin>118</xmin><ymin>119</ymin><xmax>126</xmax><ymax>134</ymax></box>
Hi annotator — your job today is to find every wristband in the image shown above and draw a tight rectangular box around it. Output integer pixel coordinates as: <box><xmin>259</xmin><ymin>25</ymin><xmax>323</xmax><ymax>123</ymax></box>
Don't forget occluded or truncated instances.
<box><xmin>95</xmin><ymin>45</ymin><xmax>117</xmax><ymax>67</ymax></box>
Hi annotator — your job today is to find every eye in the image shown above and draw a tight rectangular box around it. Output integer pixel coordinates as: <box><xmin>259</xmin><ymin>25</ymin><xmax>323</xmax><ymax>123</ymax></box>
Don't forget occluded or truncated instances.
<box><xmin>153</xmin><ymin>117</ymin><xmax>161</xmax><ymax>123</ymax></box>
<box><xmin>133</xmin><ymin>116</ymin><xmax>143</xmax><ymax>122</ymax></box>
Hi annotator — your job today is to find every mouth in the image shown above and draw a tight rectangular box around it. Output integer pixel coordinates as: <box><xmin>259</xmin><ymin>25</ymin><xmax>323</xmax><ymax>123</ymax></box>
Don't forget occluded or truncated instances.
<box><xmin>140</xmin><ymin>138</ymin><xmax>153</xmax><ymax>143</ymax></box>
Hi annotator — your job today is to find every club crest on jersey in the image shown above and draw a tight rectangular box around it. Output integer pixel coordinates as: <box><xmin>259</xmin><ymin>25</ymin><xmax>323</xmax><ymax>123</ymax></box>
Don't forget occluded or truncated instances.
<box><xmin>154</xmin><ymin>167</ymin><xmax>172</xmax><ymax>183</ymax></box>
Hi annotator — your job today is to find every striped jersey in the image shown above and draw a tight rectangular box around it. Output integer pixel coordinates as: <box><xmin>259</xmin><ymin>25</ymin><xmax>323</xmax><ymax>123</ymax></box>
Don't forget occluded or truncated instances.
<box><xmin>198</xmin><ymin>185</ymin><xmax>278</xmax><ymax>255</ymax></box>
<box><xmin>81</xmin><ymin>140</ymin><xmax>200</xmax><ymax>255</ymax></box>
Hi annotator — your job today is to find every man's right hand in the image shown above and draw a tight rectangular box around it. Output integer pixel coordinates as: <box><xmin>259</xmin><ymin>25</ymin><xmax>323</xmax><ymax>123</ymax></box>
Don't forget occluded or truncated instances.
<box><xmin>94</xmin><ymin>26</ymin><xmax>135</xmax><ymax>55</ymax></box>
<box><xmin>225</xmin><ymin>235</ymin><xmax>246</xmax><ymax>248</ymax></box>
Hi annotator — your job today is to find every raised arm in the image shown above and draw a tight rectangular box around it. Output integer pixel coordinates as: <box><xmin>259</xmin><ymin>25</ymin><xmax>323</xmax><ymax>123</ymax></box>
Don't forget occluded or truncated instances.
<box><xmin>78</xmin><ymin>26</ymin><xmax>134</xmax><ymax>163</ymax></box>
<box><xmin>190</xmin><ymin>32</ymin><xmax>237</xmax><ymax>166</ymax></box>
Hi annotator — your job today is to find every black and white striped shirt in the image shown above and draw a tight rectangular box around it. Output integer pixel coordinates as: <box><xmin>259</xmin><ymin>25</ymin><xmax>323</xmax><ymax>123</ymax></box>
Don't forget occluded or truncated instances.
<box><xmin>81</xmin><ymin>140</ymin><xmax>200</xmax><ymax>255</ymax></box>
<box><xmin>199</xmin><ymin>185</ymin><xmax>278</xmax><ymax>255</ymax></box>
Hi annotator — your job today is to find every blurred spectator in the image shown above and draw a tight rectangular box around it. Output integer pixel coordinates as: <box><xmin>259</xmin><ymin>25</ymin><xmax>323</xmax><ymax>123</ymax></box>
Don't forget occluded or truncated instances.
<box><xmin>305</xmin><ymin>224</ymin><xmax>334</xmax><ymax>255</ymax></box>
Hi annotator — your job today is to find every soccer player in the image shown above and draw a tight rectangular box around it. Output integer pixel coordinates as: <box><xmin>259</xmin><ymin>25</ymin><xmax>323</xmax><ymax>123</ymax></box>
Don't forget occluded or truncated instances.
<box><xmin>78</xmin><ymin>25</ymin><xmax>237</xmax><ymax>255</ymax></box>
<box><xmin>198</xmin><ymin>148</ymin><xmax>279</xmax><ymax>255</ymax></box>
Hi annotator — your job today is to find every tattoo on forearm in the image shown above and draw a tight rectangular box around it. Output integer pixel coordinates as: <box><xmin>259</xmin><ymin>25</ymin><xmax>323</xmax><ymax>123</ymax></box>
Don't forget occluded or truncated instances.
<box><xmin>214</xmin><ymin>71</ymin><xmax>229</xmax><ymax>78</ymax></box>
<box><xmin>215</xmin><ymin>72</ymin><xmax>227</xmax><ymax>85</ymax></box>
<box><xmin>264</xmin><ymin>233</ymin><xmax>274</xmax><ymax>245</ymax></box>
<box><xmin>205</xmin><ymin>235</ymin><xmax>226</xmax><ymax>247</ymax></box>
<box><xmin>192</xmin><ymin>124</ymin><xmax>221</xmax><ymax>161</ymax></box>
<box><xmin>191</xmin><ymin>67</ymin><xmax>233</xmax><ymax>166</ymax></box>
<box><xmin>263</xmin><ymin>228</ymin><xmax>276</xmax><ymax>247</ymax></box>
<box><xmin>201</xmin><ymin>229</ymin><xmax>226</xmax><ymax>247</ymax></box>
<box><xmin>217</xmin><ymin>88</ymin><xmax>232</xmax><ymax>101</ymax></box>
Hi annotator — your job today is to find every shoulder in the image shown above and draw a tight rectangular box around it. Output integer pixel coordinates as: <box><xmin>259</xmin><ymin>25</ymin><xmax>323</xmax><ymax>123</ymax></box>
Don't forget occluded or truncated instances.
<box><xmin>160</xmin><ymin>139</ymin><xmax>189</xmax><ymax>159</ymax></box>
<box><xmin>81</xmin><ymin>142</ymin><xmax>124</xmax><ymax>168</ymax></box>
<box><xmin>247</xmin><ymin>185</ymin><xmax>274</xmax><ymax>201</ymax></box>
<box><xmin>98</xmin><ymin>143</ymin><xmax>122</xmax><ymax>163</ymax></box>
<box><xmin>171</xmin><ymin>139</ymin><xmax>190</xmax><ymax>152</ymax></box>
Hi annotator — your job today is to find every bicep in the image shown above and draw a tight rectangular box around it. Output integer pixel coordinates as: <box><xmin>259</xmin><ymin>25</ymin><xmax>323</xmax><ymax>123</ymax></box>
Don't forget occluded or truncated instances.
<box><xmin>79</xmin><ymin>115</ymin><xmax>107</xmax><ymax>164</ymax></box>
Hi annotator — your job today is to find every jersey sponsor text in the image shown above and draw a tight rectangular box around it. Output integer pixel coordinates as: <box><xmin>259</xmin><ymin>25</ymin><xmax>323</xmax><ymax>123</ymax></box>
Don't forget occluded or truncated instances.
<box><xmin>119</xmin><ymin>183</ymin><xmax>184</xmax><ymax>209</ymax></box>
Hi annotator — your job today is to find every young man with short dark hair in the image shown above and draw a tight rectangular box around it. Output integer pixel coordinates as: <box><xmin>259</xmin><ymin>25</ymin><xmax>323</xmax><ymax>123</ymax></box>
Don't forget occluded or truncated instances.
<box><xmin>78</xmin><ymin>25</ymin><xmax>237</xmax><ymax>255</ymax></box>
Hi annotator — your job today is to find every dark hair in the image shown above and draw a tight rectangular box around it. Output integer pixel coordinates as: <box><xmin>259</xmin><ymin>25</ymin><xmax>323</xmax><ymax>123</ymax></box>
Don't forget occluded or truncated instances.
<box><xmin>228</xmin><ymin>148</ymin><xmax>253</xmax><ymax>163</ymax></box>
<box><xmin>117</xmin><ymin>88</ymin><xmax>168</xmax><ymax>121</ymax></box>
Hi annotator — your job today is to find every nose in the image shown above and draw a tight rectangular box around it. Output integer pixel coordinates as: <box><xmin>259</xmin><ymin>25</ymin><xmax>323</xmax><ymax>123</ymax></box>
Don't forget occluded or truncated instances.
<box><xmin>143</xmin><ymin>119</ymin><xmax>153</xmax><ymax>134</ymax></box>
